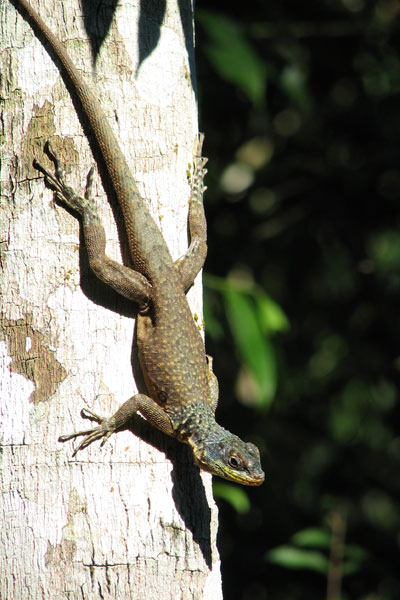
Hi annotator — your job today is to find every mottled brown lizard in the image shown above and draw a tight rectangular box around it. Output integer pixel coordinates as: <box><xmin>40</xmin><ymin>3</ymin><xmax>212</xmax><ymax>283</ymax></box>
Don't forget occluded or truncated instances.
<box><xmin>13</xmin><ymin>0</ymin><xmax>265</xmax><ymax>485</ymax></box>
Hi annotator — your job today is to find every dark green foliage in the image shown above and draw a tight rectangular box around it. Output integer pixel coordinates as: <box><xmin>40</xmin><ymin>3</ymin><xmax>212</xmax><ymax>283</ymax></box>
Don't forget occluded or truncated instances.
<box><xmin>196</xmin><ymin>1</ymin><xmax>400</xmax><ymax>598</ymax></box>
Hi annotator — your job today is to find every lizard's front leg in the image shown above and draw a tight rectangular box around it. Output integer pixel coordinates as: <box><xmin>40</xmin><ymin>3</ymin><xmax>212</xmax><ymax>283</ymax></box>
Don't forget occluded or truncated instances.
<box><xmin>59</xmin><ymin>394</ymin><xmax>175</xmax><ymax>456</ymax></box>
<box><xmin>34</xmin><ymin>142</ymin><xmax>152</xmax><ymax>307</ymax></box>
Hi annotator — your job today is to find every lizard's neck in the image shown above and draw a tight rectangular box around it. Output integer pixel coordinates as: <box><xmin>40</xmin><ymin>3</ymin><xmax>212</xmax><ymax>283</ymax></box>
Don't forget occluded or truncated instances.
<box><xmin>181</xmin><ymin>404</ymin><xmax>229</xmax><ymax>456</ymax></box>
<box><xmin>172</xmin><ymin>401</ymin><xmax>226</xmax><ymax>446</ymax></box>
<box><xmin>189</xmin><ymin>418</ymin><xmax>228</xmax><ymax>450</ymax></box>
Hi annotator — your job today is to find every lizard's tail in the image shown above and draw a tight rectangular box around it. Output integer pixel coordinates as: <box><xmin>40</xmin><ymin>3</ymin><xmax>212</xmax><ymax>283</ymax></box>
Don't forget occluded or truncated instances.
<box><xmin>14</xmin><ymin>0</ymin><xmax>172</xmax><ymax>279</ymax></box>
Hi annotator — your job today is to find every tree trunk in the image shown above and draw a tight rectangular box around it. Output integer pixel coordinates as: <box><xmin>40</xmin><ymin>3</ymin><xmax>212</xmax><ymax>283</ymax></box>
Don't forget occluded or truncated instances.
<box><xmin>0</xmin><ymin>1</ymin><xmax>222</xmax><ymax>598</ymax></box>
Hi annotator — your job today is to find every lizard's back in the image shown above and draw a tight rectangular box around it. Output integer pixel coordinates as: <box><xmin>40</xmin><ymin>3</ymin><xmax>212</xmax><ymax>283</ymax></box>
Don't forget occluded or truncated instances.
<box><xmin>137</xmin><ymin>270</ymin><xmax>211</xmax><ymax>418</ymax></box>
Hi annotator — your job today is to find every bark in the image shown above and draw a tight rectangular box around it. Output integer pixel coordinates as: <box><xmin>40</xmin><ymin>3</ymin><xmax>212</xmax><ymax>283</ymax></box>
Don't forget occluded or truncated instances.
<box><xmin>0</xmin><ymin>1</ymin><xmax>222</xmax><ymax>598</ymax></box>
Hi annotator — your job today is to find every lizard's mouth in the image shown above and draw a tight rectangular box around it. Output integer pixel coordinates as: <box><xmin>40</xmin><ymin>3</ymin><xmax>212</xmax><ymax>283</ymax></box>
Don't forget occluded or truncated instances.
<box><xmin>245</xmin><ymin>472</ymin><xmax>265</xmax><ymax>486</ymax></box>
<box><xmin>220</xmin><ymin>469</ymin><xmax>265</xmax><ymax>486</ymax></box>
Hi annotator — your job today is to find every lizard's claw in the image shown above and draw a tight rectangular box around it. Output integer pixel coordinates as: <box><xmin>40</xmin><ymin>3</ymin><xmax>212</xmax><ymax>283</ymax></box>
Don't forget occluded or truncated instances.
<box><xmin>58</xmin><ymin>408</ymin><xmax>117</xmax><ymax>457</ymax></box>
<box><xmin>34</xmin><ymin>162</ymin><xmax>65</xmax><ymax>201</ymax></box>
<box><xmin>33</xmin><ymin>141</ymin><xmax>95</xmax><ymax>215</ymax></box>
<box><xmin>196</xmin><ymin>132</ymin><xmax>205</xmax><ymax>156</ymax></box>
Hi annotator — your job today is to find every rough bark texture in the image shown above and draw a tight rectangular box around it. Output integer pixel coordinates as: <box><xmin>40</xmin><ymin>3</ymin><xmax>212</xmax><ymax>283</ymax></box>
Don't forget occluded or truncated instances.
<box><xmin>0</xmin><ymin>1</ymin><xmax>222</xmax><ymax>598</ymax></box>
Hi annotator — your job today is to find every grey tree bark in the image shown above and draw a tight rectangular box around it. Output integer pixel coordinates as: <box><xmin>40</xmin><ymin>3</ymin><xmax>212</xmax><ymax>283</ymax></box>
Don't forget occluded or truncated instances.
<box><xmin>0</xmin><ymin>1</ymin><xmax>222</xmax><ymax>598</ymax></box>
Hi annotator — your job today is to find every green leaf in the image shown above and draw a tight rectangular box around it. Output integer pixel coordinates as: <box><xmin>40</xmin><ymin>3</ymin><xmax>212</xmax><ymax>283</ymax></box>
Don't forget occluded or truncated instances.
<box><xmin>213</xmin><ymin>481</ymin><xmax>251</xmax><ymax>514</ymax></box>
<box><xmin>196</xmin><ymin>10</ymin><xmax>267</xmax><ymax>106</ymax></box>
<box><xmin>255</xmin><ymin>291</ymin><xmax>290</xmax><ymax>334</ymax></box>
<box><xmin>291</xmin><ymin>527</ymin><xmax>331</xmax><ymax>548</ymax></box>
<box><xmin>224</xmin><ymin>288</ymin><xmax>277</xmax><ymax>408</ymax></box>
<box><xmin>266</xmin><ymin>546</ymin><xmax>329</xmax><ymax>574</ymax></box>
<box><xmin>342</xmin><ymin>559</ymin><xmax>364</xmax><ymax>577</ymax></box>
<box><xmin>343</xmin><ymin>544</ymin><xmax>369</xmax><ymax>561</ymax></box>
<box><xmin>342</xmin><ymin>544</ymin><xmax>368</xmax><ymax>576</ymax></box>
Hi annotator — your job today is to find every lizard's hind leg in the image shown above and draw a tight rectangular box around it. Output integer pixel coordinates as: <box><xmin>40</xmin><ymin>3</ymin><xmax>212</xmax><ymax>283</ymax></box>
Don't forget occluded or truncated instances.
<box><xmin>175</xmin><ymin>134</ymin><xmax>208</xmax><ymax>292</ymax></box>
<box><xmin>34</xmin><ymin>142</ymin><xmax>152</xmax><ymax>307</ymax></box>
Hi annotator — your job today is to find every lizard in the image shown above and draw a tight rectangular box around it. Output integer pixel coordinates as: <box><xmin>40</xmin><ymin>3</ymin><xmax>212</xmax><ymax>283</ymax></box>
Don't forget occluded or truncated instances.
<box><xmin>13</xmin><ymin>0</ymin><xmax>265</xmax><ymax>486</ymax></box>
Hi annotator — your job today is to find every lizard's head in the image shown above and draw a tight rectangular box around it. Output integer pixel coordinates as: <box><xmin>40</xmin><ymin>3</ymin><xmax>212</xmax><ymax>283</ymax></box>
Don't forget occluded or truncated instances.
<box><xmin>191</xmin><ymin>433</ymin><xmax>265</xmax><ymax>486</ymax></box>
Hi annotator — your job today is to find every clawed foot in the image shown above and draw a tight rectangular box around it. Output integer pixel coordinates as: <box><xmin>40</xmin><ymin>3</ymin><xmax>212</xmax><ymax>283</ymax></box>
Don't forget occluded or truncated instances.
<box><xmin>33</xmin><ymin>141</ymin><xmax>95</xmax><ymax>215</ymax></box>
<box><xmin>58</xmin><ymin>408</ymin><xmax>117</xmax><ymax>457</ymax></box>
<box><xmin>190</xmin><ymin>134</ymin><xmax>208</xmax><ymax>201</ymax></box>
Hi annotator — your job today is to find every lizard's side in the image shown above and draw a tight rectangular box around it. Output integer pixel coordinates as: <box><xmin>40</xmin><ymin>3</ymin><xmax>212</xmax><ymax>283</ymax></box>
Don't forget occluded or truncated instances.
<box><xmin>13</xmin><ymin>0</ymin><xmax>265</xmax><ymax>486</ymax></box>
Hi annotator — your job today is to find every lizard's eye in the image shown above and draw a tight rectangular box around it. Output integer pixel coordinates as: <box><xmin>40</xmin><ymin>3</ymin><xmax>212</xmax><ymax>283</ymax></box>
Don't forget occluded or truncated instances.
<box><xmin>228</xmin><ymin>454</ymin><xmax>241</xmax><ymax>470</ymax></box>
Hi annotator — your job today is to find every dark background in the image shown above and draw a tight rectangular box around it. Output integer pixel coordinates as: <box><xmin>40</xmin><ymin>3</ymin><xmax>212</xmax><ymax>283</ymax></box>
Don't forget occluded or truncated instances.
<box><xmin>195</xmin><ymin>1</ymin><xmax>400</xmax><ymax>599</ymax></box>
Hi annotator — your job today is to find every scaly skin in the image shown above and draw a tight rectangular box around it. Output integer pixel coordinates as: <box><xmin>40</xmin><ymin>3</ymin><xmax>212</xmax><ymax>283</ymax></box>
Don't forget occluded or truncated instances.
<box><xmin>14</xmin><ymin>0</ymin><xmax>265</xmax><ymax>486</ymax></box>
